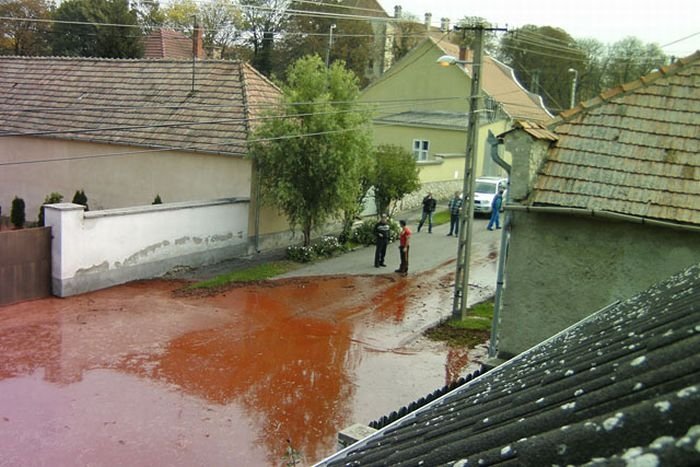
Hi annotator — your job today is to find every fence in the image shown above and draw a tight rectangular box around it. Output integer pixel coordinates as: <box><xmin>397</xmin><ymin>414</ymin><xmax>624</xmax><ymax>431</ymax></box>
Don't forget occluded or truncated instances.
<box><xmin>45</xmin><ymin>198</ymin><xmax>250</xmax><ymax>297</ymax></box>
<box><xmin>0</xmin><ymin>227</ymin><xmax>51</xmax><ymax>306</ymax></box>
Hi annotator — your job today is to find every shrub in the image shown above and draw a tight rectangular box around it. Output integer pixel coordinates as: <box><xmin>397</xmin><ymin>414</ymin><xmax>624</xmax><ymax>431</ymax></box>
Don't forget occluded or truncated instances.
<box><xmin>38</xmin><ymin>192</ymin><xmax>64</xmax><ymax>226</ymax></box>
<box><xmin>286</xmin><ymin>235</ymin><xmax>348</xmax><ymax>263</ymax></box>
<box><xmin>10</xmin><ymin>196</ymin><xmax>26</xmax><ymax>229</ymax></box>
<box><xmin>72</xmin><ymin>189</ymin><xmax>89</xmax><ymax>210</ymax></box>
<box><xmin>153</xmin><ymin>194</ymin><xmax>163</xmax><ymax>204</ymax></box>
<box><xmin>352</xmin><ymin>218</ymin><xmax>400</xmax><ymax>245</ymax></box>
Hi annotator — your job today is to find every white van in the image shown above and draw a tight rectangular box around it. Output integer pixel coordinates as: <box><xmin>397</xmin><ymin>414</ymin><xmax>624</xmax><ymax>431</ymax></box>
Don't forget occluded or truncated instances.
<box><xmin>472</xmin><ymin>177</ymin><xmax>508</xmax><ymax>215</ymax></box>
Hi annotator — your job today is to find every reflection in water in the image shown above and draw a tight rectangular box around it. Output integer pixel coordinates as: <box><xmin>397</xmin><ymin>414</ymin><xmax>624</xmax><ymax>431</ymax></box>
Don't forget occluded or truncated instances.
<box><xmin>0</xmin><ymin>269</ymin><xmax>477</xmax><ymax>465</ymax></box>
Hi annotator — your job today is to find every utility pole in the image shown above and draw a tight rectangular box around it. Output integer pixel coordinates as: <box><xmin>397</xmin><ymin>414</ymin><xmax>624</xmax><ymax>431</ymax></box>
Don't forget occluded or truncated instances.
<box><xmin>325</xmin><ymin>24</ymin><xmax>336</xmax><ymax>68</ymax></box>
<box><xmin>451</xmin><ymin>25</ymin><xmax>506</xmax><ymax>321</ymax></box>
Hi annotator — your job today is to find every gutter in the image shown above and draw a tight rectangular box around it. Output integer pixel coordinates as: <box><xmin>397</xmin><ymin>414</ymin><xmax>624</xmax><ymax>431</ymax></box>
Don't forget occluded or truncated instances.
<box><xmin>506</xmin><ymin>205</ymin><xmax>700</xmax><ymax>233</ymax></box>
<box><xmin>486</xmin><ymin>130</ymin><xmax>510</xmax><ymax>359</ymax></box>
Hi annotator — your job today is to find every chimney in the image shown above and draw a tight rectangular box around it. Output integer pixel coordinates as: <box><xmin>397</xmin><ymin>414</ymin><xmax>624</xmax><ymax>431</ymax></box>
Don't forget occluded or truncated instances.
<box><xmin>394</xmin><ymin>5</ymin><xmax>402</xmax><ymax>18</ymax></box>
<box><xmin>440</xmin><ymin>17</ymin><xmax>450</xmax><ymax>33</ymax></box>
<box><xmin>193</xmin><ymin>23</ymin><xmax>204</xmax><ymax>59</ymax></box>
<box><xmin>424</xmin><ymin>13</ymin><xmax>432</xmax><ymax>30</ymax></box>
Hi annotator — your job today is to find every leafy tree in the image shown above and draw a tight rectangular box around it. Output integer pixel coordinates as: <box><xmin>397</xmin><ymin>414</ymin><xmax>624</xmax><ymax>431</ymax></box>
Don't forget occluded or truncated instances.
<box><xmin>390</xmin><ymin>13</ymin><xmax>425</xmax><ymax>64</ymax></box>
<box><xmin>162</xmin><ymin>0</ymin><xmax>242</xmax><ymax>58</ymax></box>
<box><xmin>450</xmin><ymin>16</ymin><xmax>499</xmax><ymax>54</ymax></box>
<box><xmin>372</xmin><ymin>144</ymin><xmax>420</xmax><ymax>216</ymax></box>
<box><xmin>0</xmin><ymin>0</ymin><xmax>53</xmax><ymax>56</ymax></box>
<box><xmin>132</xmin><ymin>0</ymin><xmax>165</xmax><ymax>35</ymax></box>
<box><xmin>239</xmin><ymin>0</ymin><xmax>290</xmax><ymax>76</ymax></box>
<box><xmin>52</xmin><ymin>0</ymin><xmax>144</xmax><ymax>58</ymax></box>
<box><xmin>153</xmin><ymin>194</ymin><xmax>163</xmax><ymax>204</ymax></box>
<box><xmin>11</xmin><ymin>196</ymin><xmax>26</xmax><ymax>229</ymax></box>
<box><xmin>250</xmin><ymin>55</ymin><xmax>373</xmax><ymax>246</ymax></box>
<box><xmin>72</xmin><ymin>189</ymin><xmax>89</xmax><ymax>210</ymax></box>
<box><xmin>603</xmin><ymin>37</ymin><xmax>667</xmax><ymax>89</ymax></box>
<box><xmin>38</xmin><ymin>192</ymin><xmax>63</xmax><ymax>226</ymax></box>
<box><xmin>498</xmin><ymin>25</ymin><xmax>587</xmax><ymax>113</ymax></box>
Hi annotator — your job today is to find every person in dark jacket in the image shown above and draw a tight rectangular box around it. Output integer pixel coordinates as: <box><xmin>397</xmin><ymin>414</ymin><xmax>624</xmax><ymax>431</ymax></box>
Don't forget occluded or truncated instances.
<box><xmin>447</xmin><ymin>191</ymin><xmax>462</xmax><ymax>236</ymax></box>
<box><xmin>374</xmin><ymin>214</ymin><xmax>390</xmax><ymax>267</ymax></box>
<box><xmin>417</xmin><ymin>192</ymin><xmax>437</xmax><ymax>233</ymax></box>
<box><xmin>487</xmin><ymin>188</ymin><xmax>505</xmax><ymax>231</ymax></box>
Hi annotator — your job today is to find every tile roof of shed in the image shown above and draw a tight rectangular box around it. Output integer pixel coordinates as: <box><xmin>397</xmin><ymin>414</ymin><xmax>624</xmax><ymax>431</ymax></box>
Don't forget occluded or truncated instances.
<box><xmin>0</xmin><ymin>57</ymin><xmax>282</xmax><ymax>156</ymax></box>
<box><xmin>529</xmin><ymin>51</ymin><xmax>700</xmax><ymax>226</ymax></box>
<box><xmin>317</xmin><ymin>262</ymin><xmax>700</xmax><ymax>466</ymax></box>
<box><xmin>431</xmin><ymin>35</ymin><xmax>552</xmax><ymax>123</ymax></box>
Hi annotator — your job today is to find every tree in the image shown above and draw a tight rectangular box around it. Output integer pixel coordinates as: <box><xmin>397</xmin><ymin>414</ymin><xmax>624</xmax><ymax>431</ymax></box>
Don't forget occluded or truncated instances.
<box><xmin>0</xmin><ymin>0</ymin><xmax>53</xmax><ymax>56</ymax></box>
<box><xmin>451</xmin><ymin>16</ymin><xmax>499</xmax><ymax>54</ymax></box>
<box><xmin>132</xmin><ymin>0</ymin><xmax>166</xmax><ymax>35</ymax></box>
<box><xmin>391</xmin><ymin>14</ymin><xmax>425</xmax><ymax>64</ymax></box>
<box><xmin>72</xmin><ymin>189</ymin><xmax>89</xmax><ymax>210</ymax></box>
<box><xmin>603</xmin><ymin>37</ymin><xmax>667</xmax><ymax>89</ymax></box>
<box><xmin>52</xmin><ymin>0</ymin><xmax>144</xmax><ymax>58</ymax></box>
<box><xmin>11</xmin><ymin>196</ymin><xmax>26</xmax><ymax>229</ymax></box>
<box><xmin>250</xmin><ymin>55</ymin><xmax>373</xmax><ymax>246</ymax></box>
<box><xmin>239</xmin><ymin>0</ymin><xmax>290</xmax><ymax>76</ymax></box>
<box><xmin>372</xmin><ymin>145</ymin><xmax>420</xmax><ymax>216</ymax></box>
<box><xmin>38</xmin><ymin>192</ymin><xmax>63</xmax><ymax>226</ymax></box>
<box><xmin>498</xmin><ymin>25</ymin><xmax>587</xmax><ymax>113</ymax></box>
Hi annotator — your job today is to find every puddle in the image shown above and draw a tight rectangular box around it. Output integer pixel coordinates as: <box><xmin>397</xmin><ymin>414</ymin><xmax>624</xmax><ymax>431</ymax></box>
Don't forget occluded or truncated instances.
<box><xmin>0</xmin><ymin>267</ymin><xmax>490</xmax><ymax>465</ymax></box>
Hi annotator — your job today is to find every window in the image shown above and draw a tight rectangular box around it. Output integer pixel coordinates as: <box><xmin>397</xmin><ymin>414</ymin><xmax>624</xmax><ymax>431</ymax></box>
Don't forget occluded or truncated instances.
<box><xmin>413</xmin><ymin>139</ymin><xmax>429</xmax><ymax>161</ymax></box>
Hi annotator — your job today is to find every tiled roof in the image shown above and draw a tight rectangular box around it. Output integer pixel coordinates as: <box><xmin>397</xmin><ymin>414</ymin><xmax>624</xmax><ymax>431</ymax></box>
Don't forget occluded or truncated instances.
<box><xmin>0</xmin><ymin>57</ymin><xmax>281</xmax><ymax>156</ymax></box>
<box><xmin>318</xmin><ymin>263</ymin><xmax>700</xmax><ymax>466</ymax></box>
<box><xmin>530</xmin><ymin>51</ymin><xmax>700</xmax><ymax>226</ymax></box>
<box><xmin>374</xmin><ymin>110</ymin><xmax>468</xmax><ymax>129</ymax></box>
<box><xmin>431</xmin><ymin>35</ymin><xmax>552</xmax><ymax>123</ymax></box>
<box><xmin>143</xmin><ymin>28</ymin><xmax>193</xmax><ymax>60</ymax></box>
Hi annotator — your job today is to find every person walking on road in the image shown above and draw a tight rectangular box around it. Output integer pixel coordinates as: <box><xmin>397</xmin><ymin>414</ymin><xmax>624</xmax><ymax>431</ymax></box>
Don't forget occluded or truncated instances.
<box><xmin>417</xmin><ymin>192</ymin><xmax>437</xmax><ymax>233</ymax></box>
<box><xmin>374</xmin><ymin>214</ymin><xmax>390</xmax><ymax>268</ymax></box>
<box><xmin>487</xmin><ymin>187</ymin><xmax>505</xmax><ymax>231</ymax></box>
<box><xmin>447</xmin><ymin>191</ymin><xmax>462</xmax><ymax>236</ymax></box>
<box><xmin>395</xmin><ymin>220</ymin><xmax>411</xmax><ymax>275</ymax></box>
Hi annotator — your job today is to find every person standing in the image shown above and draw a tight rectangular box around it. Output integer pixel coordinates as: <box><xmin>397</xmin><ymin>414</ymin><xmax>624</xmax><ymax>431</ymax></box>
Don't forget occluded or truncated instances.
<box><xmin>447</xmin><ymin>191</ymin><xmax>462</xmax><ymax>236</ymax></box>
<box><xmin>374</xmin><ymin>214</ymin><xmax>390</xmax><ymax>268</ymax></box>
<box><xmin>395</xmin><ymin>220</ymin><xmax>411</xmax><ymax>274</ymax></box>
<box><xmin>487</xmin><ymin>187</ymin><xmax>505</xmax><ymax>231</ymax></box>
<box><xmin>417</xmin><ymin>192</ymin><xmax>437</xmax><ymax>233</ymax></box>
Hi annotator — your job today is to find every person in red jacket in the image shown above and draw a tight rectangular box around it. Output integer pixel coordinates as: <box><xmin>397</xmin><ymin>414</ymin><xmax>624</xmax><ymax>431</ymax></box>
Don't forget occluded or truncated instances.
<box><xmin>395</xmin><ymin>220</ymin><xmax>411</xmax><ymax>275</ymax></box>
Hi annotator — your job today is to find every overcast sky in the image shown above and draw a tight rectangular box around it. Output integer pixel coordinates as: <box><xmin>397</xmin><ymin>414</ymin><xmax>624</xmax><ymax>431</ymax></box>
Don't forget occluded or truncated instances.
<box><xmin>377</xmin><ymin>0</ymin><xmax>700</xmax><ymax>58</ymax></box>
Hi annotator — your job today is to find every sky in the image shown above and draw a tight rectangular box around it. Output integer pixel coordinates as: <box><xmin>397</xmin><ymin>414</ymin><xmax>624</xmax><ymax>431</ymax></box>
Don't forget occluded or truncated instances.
<box><xmin>377</xmin><ymin>0</ymin><xmax>700</xmax><ymax>58</ymax></box>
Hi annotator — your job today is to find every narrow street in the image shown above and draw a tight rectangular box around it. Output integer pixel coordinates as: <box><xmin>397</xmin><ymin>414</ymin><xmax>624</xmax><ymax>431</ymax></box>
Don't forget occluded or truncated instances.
<box><xmin>0</xmin><ymin>217</ymin><xmax>501</xmax><ymax>466</ymax></box>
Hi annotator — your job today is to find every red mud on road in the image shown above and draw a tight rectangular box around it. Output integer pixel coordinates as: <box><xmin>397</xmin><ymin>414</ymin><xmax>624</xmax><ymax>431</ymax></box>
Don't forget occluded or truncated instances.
<box><xmin>0</xmin><ymin>269</ymin><xmax>482</xmax><ymax>466</ymax></box>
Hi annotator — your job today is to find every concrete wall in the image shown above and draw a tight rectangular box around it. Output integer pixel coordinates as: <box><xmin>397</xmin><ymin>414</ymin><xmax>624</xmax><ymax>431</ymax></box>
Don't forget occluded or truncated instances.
<box><xmin>498</xmin><ymin>211</ymin><xmax>700</xmax><ymax>357</ymax></box>
<box><xmin>45</xmin><ymin>199</ymin><xmax>250</xmax><ymax>297</ymax></box>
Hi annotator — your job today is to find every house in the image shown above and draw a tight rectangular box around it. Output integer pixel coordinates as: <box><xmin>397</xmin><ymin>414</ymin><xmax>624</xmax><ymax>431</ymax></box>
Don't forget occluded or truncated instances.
<box><xmin>495</xmin><ymin>51</ymin><xmax>700</xmax><ymax>358</ymax></box>
<box><xmin>317</xmin><ymin>262</ymin><xmax>700</xmax><ymax>465</ymax></box>
<box><xmin>0</xmin><ymin>56</ymin><xmax>292</xmax><ymax>252</ymax></box>
<box><xmin>359</xmin><ymin>34</ymin><xmax>551</xmax><ymax>206</ymax></box>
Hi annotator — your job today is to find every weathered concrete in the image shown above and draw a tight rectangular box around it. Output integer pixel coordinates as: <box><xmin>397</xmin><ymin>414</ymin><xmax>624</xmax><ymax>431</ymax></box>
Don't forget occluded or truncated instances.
<box><xmin>498</xmin><ymin>211</ymin><xmax>700</xmax><ymax>357</ymax></box>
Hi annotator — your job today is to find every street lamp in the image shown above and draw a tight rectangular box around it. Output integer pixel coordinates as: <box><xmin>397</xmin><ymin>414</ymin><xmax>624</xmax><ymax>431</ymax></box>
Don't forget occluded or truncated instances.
<box><xmin>436</xmin><ymin>44</ymin><xmax>483</xmax><ymax>320</ymax></box>
<box><xmin>568</xmin><ymin>68</ymin><xmax>578</xmax><ymax>109</ymax></box>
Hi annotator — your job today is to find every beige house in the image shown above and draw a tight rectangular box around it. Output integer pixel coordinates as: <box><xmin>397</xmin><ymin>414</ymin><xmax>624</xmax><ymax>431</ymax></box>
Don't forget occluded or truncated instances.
<box><xmin>360</xmin><ymin>35</ymin><xmax>551</xmax><ymax>206</ymax></box>
<box><xmin>0</xmin><ymin>56</ymin><xmax>290</xmax><ymax>249</ymax></box>
<box><xmin>495</xmin><ymin>51</ymin><xmax>700</xmax><ymax>359</ymax></box>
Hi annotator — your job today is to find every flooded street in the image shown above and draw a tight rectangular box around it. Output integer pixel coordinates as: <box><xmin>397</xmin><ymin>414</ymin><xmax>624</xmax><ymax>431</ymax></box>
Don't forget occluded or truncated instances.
<box><xmin>0</xmin><ymin>260</ymin><xmax>491</xmax><ymax>466</ymax></box>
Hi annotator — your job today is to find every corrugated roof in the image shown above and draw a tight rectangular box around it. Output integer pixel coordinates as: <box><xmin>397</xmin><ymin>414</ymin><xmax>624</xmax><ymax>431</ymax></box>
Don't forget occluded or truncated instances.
<box><xmin>530</xmin><ymin>51</ymin><xmax>700</xmax><ymax>226</ymax></box>
<box><xmin>374</xmin><ymin>110</ymin><xmax>468</xmax><ymax>129</ymax></box>
<box><xmin>431</xmin><ymin>35</ymin><xmax>552</xmax><ymax>123</ymax></box>
<box><xmin>0</xmin><ymin>57</ymin><xmax>282</xmax><ymax>156</ymax></box>
<box><xmin>318</xmin><ymin>262</ymin><xmax>700</xmax><ymax>466</ymax></box>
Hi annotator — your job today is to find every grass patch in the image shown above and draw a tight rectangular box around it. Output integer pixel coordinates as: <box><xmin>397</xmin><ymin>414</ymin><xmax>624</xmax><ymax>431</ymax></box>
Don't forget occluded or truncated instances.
<box><xmin>424</xmin><ymin>300</ymin><xmax>494</xmax><ymax>347</ymax></box>
<box><xmin>187</xmin><ymin>261</ymin><xmax>298</xmax><ymax>290</ymax></box>
<box><xmin>432</xmin><ymin>210</ymin><xmax>450</xmax><ymax>225</ymax></box>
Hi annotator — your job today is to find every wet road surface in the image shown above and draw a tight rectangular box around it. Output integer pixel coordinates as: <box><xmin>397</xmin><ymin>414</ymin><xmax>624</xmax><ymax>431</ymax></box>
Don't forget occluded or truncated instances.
<box><xmin>1</xmin><ymin>223</ymin><xmax>500</xmax><ymax>466</ymax></box>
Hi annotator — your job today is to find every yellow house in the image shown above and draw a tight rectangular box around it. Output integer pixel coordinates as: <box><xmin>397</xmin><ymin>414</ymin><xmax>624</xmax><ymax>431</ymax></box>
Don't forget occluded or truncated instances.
<box><xmin>360</xmin><ymin>35</ymin><xmax>551</xmax><ymax>206</ymax></box>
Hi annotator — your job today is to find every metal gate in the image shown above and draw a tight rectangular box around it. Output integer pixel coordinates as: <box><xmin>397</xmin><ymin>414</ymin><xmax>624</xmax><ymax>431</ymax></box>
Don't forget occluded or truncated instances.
<box><xmin>0</xmin><ymin>227</ymin><xmax>51</xmax><ymax>306</ymax></box>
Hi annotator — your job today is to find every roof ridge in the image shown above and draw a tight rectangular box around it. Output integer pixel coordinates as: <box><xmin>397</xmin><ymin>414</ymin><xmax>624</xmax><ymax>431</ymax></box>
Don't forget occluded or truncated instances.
<box><xmin>550</xmin><ymin>50</ymin><xmax>700</xmax><ymax>128</ymax></box>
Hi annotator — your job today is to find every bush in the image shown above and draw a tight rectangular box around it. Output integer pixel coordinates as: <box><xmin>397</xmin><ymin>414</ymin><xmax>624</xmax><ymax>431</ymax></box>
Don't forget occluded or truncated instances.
<box><xmin>11</xmin><ymin>196</ymin><xmax>26</xmax><ymax>229</ymax></box>
<box><xmin>153</xmin><ymin>194</ymin><xmax>162</xmax><ymax>204</ymax></box>
<box><xmin>38</xmin><ymin>192</ymin><xmax>64</xmax><ymax>226</ymax></box>
<box><xmin>286</xmin><ymin>235</ymin><xmax>348</xmax><ymax>263</ymax></box>
<box><xmin>72</xmin><ymin>189</ymin><xmax>89</xmax><ymax>210</ymax></box>
<box><xmin>352</xmin><ymin>218</ymin><xmax>400</xmax><ymax>245</ymax></box>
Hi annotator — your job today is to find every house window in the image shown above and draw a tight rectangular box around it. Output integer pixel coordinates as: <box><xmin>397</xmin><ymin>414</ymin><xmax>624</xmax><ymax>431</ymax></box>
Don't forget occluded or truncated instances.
<box><xmin>413</xmin><ymin>139</ymin><xmax>429</xmax><ymax>161</ymax></box>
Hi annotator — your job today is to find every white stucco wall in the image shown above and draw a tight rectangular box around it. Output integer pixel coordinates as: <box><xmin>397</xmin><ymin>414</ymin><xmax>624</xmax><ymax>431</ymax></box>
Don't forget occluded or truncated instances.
<box><xmin>45</xmin><ymin>199</ymin><xmax>250</xmax><ymax>296</ymax></box>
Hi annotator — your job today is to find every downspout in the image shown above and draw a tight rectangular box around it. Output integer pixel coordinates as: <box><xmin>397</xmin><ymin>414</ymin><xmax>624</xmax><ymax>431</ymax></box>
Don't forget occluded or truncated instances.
<box><xmin>487</xmin><ymin>130</ymin><xmax>510</xmax><ymax>360</ymax></box>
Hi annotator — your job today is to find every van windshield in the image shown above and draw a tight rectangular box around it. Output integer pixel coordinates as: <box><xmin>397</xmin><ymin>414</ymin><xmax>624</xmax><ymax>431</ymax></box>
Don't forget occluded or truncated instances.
<box><xmin>475</xmin><ymin>182</ymin><xmax>497</xmax><ymax>194</ymax></box>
